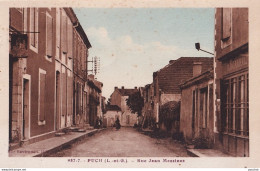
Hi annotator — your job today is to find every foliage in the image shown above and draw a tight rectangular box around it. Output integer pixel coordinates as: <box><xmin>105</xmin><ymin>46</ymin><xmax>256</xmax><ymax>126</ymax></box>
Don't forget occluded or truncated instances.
<box><xmin>126</xmin><ymin>91</ymin><xmax>144</xmax><ymax>116</ymax></box>
<box><xmin>159</xmin><ymin>101</ymin><xmax>180</xmax><ymax>131</ymax></box>
<box><xmin>172</xmin><ymin>132</ymin><xmax>184</xmax><ymax>142</ymax></box>
<box><xmin>192</xmin><ymin>136</ymin><xmax>212</xmax><ymax>149</ymax></box>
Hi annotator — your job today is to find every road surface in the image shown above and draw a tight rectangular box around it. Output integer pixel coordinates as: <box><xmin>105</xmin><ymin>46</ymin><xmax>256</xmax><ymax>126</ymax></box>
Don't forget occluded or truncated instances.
<box><xmin>48</xmin><ymin>127</ymin><xmax>189</xmax><ymax>157</ymax></box>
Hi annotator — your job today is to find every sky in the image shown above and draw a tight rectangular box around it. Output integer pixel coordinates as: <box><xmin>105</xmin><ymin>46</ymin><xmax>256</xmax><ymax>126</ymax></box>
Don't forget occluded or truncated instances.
<box><xmin>73</xmin><ymin>8</ymin><xmax>215</xmax><ymax>99</ymax></box>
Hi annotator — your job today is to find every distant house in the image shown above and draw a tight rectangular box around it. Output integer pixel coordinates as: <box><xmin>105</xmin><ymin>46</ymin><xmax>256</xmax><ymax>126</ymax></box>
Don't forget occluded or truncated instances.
<box><xmin>87</xmin><ymin>74</ymin><xmax>103</xmax><ymax>127</ymax></box>
<box><xmin>110</xmin><ymin>86</ymin><xmax>139</xmax><ymax>126</ymax></box>
<box><xmin>152</xmin><ymin>57</ymin><xmax>213</xmax><ymax>133</ymax></box>
<box><xmin>142</xmin><ymin>83</ymin><xmax>155</xmax><ymax>128</ymax></box>
<box><xmin>180</xmin><ymin>69</ymin><xmax>214</xmax><ymax>146</ymax></box>
<box><xmin>103</xmin><ymin>105</ymin><xmax>122</xmax><ymax>127</ymax></box>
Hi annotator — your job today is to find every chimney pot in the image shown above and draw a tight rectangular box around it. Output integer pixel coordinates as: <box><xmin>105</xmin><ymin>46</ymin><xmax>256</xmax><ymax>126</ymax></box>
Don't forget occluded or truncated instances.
<box><xmin>121</xmin><ymin>86</ymin><xmax>124</xmax><ymax>89</ymax></box>
<box><xmin>193</xmin><ymin>62</ymin><xmax>202</xmax><ymax>77</ymax></box>
<box><xmin>134</xmin><ymin>86</ymin><xmax>137</xmax><ymax>89</ymax></box>
<box><xmin>115</xmin><ymin>86</ymin><xmax>118</xmax><ymax>90</ymax></box>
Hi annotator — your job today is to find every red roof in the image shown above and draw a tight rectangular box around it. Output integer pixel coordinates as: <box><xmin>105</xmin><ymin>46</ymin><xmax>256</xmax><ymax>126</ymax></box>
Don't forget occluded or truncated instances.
<box><xmin>117</xmin><ymin>88</ymin><xmax>138</xmax><ymax>96</ymax></box>
<box><xmin>154</xmin><ymin>57</ymin><xmax>213</xmax><ymax>94</ymax></box>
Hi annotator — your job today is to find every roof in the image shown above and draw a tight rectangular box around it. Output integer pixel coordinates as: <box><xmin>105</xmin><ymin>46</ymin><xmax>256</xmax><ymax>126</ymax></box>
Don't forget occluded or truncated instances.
<box><xmin>117</xmin><ymin>88</ymin><xmax>139</xmax><ymax>96</ymax></box>
<box><xmin>64</xmin><ymin>8</ymin><xmax>92</xmax><ymax>49</ymax></box>
<box><xmin>153</xmin><ymin>57</ymin><xmax>213</xmax><ymax>94</ymax></box>
<box><xmin>180</xmin><ymin>69</ymin><xmax>214</xmax><ymax>89</ymax></box>
<box><xmin>106</xmin><ymin>105</ymin><xmax>121</xmax><ymax>111</ymax></box>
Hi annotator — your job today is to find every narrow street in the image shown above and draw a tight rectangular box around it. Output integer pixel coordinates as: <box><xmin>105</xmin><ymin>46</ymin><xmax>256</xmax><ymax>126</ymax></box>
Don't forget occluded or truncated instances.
<box><xmin>48</xmin><ymin>127</ymin><xmax>189</xmax><ymax>157</ymax></box>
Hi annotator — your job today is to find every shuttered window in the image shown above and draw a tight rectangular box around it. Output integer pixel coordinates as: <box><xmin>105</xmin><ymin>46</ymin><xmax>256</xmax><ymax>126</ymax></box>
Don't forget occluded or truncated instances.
<box><xmin>30</xmin><ymin>8</ymin><xmax>38</xmax><ymax>49</ymax></box>
<box><xmin>200</xmin><ymin>88</ymin><xmax>208</xmax><ymax>129</ymax></box>
<box><xmin>67</xmin><ymin>20</ymin><xmax>73</xmax><ymax>59</ymax></box>
<box><xmin>61</xmin><ymin>13</ymin><xmax>67</xmax><ymax>54</ymax></box>
<box><xmin>222</xmin><ymin>8</ymin><xmax>231</xmax><ymax>40</ymax></box>
<box><xmin>46</xmin><ymin>12</ymin><xmax>53</xmax><ymax>58</ymax></box>
<box><xmin>39</xmin><ymin>69</ymin><xmax>46</xmax><ymax>123</ymax></box>
<box><xmin>56</xmin><ymin>8</ymin><xmax>61</xmax><ymax>58</ymax></box>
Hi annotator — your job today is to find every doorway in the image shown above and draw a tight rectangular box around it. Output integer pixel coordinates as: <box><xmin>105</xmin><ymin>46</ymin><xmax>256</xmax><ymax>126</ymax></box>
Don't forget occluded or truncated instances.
<box><xmin>22</xmin><ymin>77</ymin><xmax>30</xmax><ymax>140</ymax></box>
<box><xmin>55</xmin><ymin>71</ymin><xmax>61</xmax><ymax>130</ymax></box>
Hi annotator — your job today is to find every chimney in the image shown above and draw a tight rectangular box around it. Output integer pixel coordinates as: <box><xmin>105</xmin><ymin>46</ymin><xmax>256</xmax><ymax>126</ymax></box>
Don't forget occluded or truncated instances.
<box><xmin>134</xmin><ymin>86</ymin><xmax>137</xmax><ymax>89</ymax></box>
<box><xmin>114</xmin><ymin>86</ymin><xmax>118</xmax><ymax>90</ymax></box>
<box><xmin>169</xmin><ymin>60</ymin><xmax>176</xmax><ymax>64</ymax></box>
<box><xmin>121</xmin><ymin>86</ymin><xmax>124</xmax><ymax>89</ymax></box>
<box><xmin>193</xmin><ymin>62</ymin><xmax>202</xmax><ymax>77</ymax></box>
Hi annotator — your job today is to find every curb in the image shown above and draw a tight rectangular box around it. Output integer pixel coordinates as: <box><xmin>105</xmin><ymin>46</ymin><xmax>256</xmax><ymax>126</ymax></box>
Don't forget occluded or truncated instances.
<box><xmin>186</xmin><ymin>149</ymin><xmax>200</xmax><ymax>157</ymax></box>
<box><xmin>34</xmin><ymin>128</ymin><xmax>106</xmax><ymax>157</ymax></box>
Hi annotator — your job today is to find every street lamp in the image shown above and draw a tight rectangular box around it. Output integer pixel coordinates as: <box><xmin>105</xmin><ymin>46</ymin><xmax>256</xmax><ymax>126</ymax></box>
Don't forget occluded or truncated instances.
<box><xmin>195</xmin><ymin>42</ymin><xmax>214</xmax><ymax>55</ymax></box>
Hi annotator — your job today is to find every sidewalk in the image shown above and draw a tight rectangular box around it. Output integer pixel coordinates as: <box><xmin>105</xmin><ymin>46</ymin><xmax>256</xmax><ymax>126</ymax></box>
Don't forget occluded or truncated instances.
<box><xmin>187</xmin><ymin>148</ymin><xmax>231</xmax><ymax>157</ymax></box>
<box><xmin>9</xmin><ymin>128</ymin><xmax>105</xmax><ymax>157</ymax></box>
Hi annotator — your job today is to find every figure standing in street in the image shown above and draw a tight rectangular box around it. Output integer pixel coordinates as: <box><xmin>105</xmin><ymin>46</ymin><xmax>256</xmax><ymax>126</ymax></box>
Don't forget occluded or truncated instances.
<box><xmin>115</xmin><ymin>117</ymin><xmax>121</xmax><ymax>130</ymax></box>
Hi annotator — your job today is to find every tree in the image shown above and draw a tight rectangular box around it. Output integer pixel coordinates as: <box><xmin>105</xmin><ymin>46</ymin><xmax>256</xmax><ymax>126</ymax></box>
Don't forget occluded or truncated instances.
<box><xmin>126</xmin><ymin>91</ymin><xmax>144</xmax><ymax>116</ymax></box>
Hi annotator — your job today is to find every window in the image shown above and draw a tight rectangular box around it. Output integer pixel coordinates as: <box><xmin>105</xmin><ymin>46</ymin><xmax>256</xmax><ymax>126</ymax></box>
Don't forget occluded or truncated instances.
<box><xmin>200</xmin><ymin>88</ymin><xmax>208</xmax><ymax>129</ymax></box>
<box><xmin>126</xmin><ymin>115</ymin><xmax>130</xmax><ymax>124</ymax></box>
<box><xmin>223</xmin><ymin>73</ymin><xmax>249</xmax><ymax>136</ymax></box>
<box><xmin>30</xmin><ymin>8</ymin><xmax>38</xmax><ymax>52</ymax></box>
<box><xmin>154</xmin><ymin>79</ymin><xmax>157</xmax><ymax>96</ymax></box>
<box><xmin>222</xmin><ymin>8</ymin><xmax>231</xmax><ymax>40</ymax></box>
<box><xmin>38</xmin><ymin>69</ymin><xmax>46</xmax><ymax>125</ymax></box>
<box><xmin>67</xmin><ymin>19</ymin><xmax>73</xmax><ymax>60</ymax></box>
<box><xmin>16</xmin><ymin>8</ymin><xmax>23</xmax><ymax>13</ymax></box>
<box><xmin>192</xmin><ymin>90</ymin><xmax>196</xmax><ymax>131</ymax></box>
<box><xmin>23</xmin><ymin>8</ymin><xmax>27</xmax><ymax>33</ymax></box>
<box><xmin>61</xmin><ymin>12</ymin><xmax>67</xmax><ymax>54</ymax></box>
<box><xmin>221</xmin><ymin>8</ymin><xmax>232</xmax><ymax>48</ymax></box>
<box><xmin>46</xmin><ymin>11</ymin><xmax>53</xmax><ymax>60</ymax></box>
<box><xmin>55</xmin><ymin>8</ymin><xmax>61</xmax><ymax>58</ymax></box>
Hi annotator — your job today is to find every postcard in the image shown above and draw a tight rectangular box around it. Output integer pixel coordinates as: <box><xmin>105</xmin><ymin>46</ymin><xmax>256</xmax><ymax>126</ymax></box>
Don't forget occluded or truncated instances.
<box><xmin>0</xmin><ymin>0</ymin><xmax>259</xmax><ymax>168</ymax></box>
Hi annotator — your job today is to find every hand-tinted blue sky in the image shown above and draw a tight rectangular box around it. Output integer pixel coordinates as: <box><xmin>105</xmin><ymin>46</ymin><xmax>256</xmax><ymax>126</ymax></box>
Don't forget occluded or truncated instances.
<box><xmin>74</xmin><ymin>8</ymin><xmax>215</xmax><ymax>99</ymax></box>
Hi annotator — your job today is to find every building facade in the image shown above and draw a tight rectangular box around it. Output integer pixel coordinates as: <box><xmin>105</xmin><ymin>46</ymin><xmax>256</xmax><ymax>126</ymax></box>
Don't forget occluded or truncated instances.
<box><xmin>180</xmin><ymin>69</ymin><xmax>214</xmax><ymax>146</ymax></box>
<box><xmin>109</xmin><ymin>86</ymin><xmax>139</xmax><ymax>126</ymax></box>
<box><xmin>142</xmin><ymin>83</ymin><xmax>155</xmax><ymax>129</ymax></box>
<box><xmin>214</xmin><ymin>8</ymin><xmax>249</xmax><ymax>156</ymax></box>
<box><xmin>9</xmin><ymin>8</ymin><xmax>93</xmax><ymax>148</ymax></box>
<box><xmin>72</xmin><ymin>19</ymin><xmax>91</xmax><ymax>128</ymax></box>
<box><xmin>87</xmin><ymin>74</ymin><xmax>103</xmax><ymax>127</ymax></box>
<box><xmin>9</xmin><ymin>8</ymin><xmax>57</xmax><ymax>145</ymax></box>
<box><xmin>103</xmin><ymin>105</ymin><xmax>122</xmax><ymax>127</ymax></box>
<box><xmin>152</xmin><ymin>57</ymin><xmax>213</xmax><ymax>132</ymax></box>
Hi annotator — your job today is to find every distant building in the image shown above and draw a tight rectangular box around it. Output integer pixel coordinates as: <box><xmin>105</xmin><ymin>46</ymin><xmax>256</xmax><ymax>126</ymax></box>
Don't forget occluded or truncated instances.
<box><xmin>214</xmin><ymin>8</ymin><xmax>249</xmax><ymax>156</ymax></box>
<box><xmin>103</xmin><ymin>105</ymin><xmax>122</xmax><ymax>127</ymax></box>
<box><xmin>71</xmin><ymin>10</ymin><xmax>91</xmax><ymax>128</ymax></box>
<box><xmin>152</xmin><ymin>57</ymin><xmax>213</xmax><ymax>132</ymax></box>
<box><xmin>180</xmin><ymin>69</ymin><xmax>214</xmax><ymax>145</ymax></box>
<box><xmin>110</xmin><ymin>86</ymin><xmax>139</xmax><ymax>126</ymax></box>
<box><xmin>87</xmin><ymin>74</ymin><xmax>103</xmax><ymax>127</ymax></box>
<box><xmin>142</xmin><ymin>83</ymin><xmax>155</xmax><ymax>128</ymax></box>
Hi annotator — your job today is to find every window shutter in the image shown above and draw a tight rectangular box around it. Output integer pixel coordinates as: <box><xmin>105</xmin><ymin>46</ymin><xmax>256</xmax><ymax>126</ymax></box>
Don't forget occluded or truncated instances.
<box><xmin>10</xmin><ymin>8</ymin><xmax>23</xmax><ymax>32</ymax></box>
<box><xmin>56</xmin><ymin>8</ymin><xmax>61</xmax><ymax>57</ymax></box>
<box><xmin>30</xmin><ymin>8</ymin><xmax>35</xmax><ymax>47</ymax></box>
<box><xmin>40</xmin><ymin>73</ymin><xmax>46</xmax><ymax>121</ymax></box>
<box><xmin>61</xmin><ymin>14</ymin><xmax>67</xmax><ymax>54</ymax></box>
<box><xmin>46</xmin><ymin>14</ymin><xmax>53</xmax><ymax>57</ymax></box>
<box><xmin>35</xmin><ymin>8</ymin><xmax>39</xmax><ymax>46</ymax></box>
<box><xmin>67</xmin><ymin>21</ymin><xmax>73</xmax><ymax>59</ymax></box>
<box><xmin>222</xmin><ymin>8</ymin><xmax>231</xmax><ymax>40</ymax></box>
